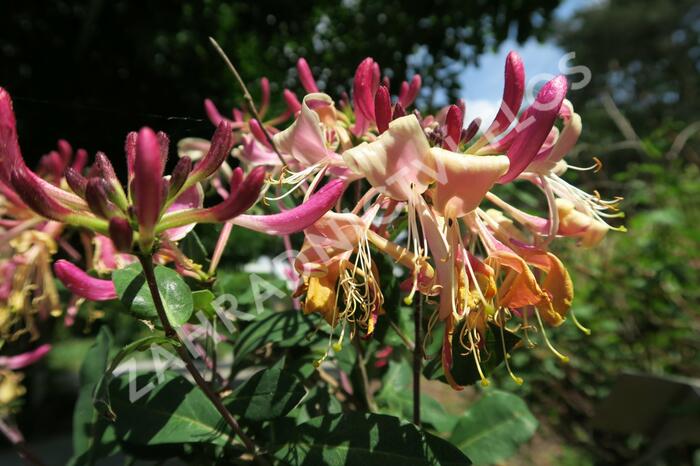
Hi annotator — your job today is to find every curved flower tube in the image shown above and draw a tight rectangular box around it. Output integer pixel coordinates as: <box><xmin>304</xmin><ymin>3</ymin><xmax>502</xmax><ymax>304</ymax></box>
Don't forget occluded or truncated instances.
<box><xmin>54</xmin><ymin>259</ymin><xmax>117</xmax><ymax>301</ymax></box>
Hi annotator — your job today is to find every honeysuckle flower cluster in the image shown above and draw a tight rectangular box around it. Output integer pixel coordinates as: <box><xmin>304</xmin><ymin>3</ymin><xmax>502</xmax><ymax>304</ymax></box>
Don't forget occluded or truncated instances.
<box><xmin>1</xmin><ymin>49</ymin><xmax>623</xmax><ymax>393</ymax></box>
<box><xmin>201</xmin><ymin>51</ymin><xmax>624</xmax><ymax>388</ymax></box>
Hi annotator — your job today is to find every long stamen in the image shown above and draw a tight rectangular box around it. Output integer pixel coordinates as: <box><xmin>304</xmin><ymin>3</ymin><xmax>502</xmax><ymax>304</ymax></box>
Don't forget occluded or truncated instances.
<box><xmin>533</xmin><ymin>307</ymin><xmax>569</xmax><ymax>363</ymax></box>
<box><xmin>497</xmin><ymin>310</ymin><xmax>523</xmax><ymax>385</ymax></box>
<box><xmin>569</xmin><ymin>307</ymin><xmax>591</xmax><ymax>335</ymax></box>
<box><xmin>466</xmin><ymin>328</ymin><xmax>489</xmax><ymax>387</ymax></box>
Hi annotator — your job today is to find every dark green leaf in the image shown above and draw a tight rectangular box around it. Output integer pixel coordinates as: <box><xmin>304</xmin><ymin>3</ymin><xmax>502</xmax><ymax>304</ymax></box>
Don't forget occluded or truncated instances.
<box><xmin>112</xmin><ymin>263</ymin><xmax>193</xmax><ymax>326</ymax></box>
<box><xmin>449</xmin><ymin>390</ymin><xmax>537</xmax><ymax>464</ymax></box>
<box><xmin>68</xmin><ymin>327</ymin><xmax>118</xmax><ymax>466</ymax></box>
<box><xmin>227</xmin><ymin>358</ymin><xmax>306</xmax><ymax>421</ymax></box>
<box><xmin>180</xmin><ymin>230</ymin><xmax>209</xmax><ymax>265</ymax></box>
<box><xmin>270</xmin><ymin>412</ymin><xmax>471</xmax><ymax>465</ymax></box>
<box><xmin>233</xmin><ymin>310</ymin><xmax>320</xmax><ymax>364</ymax></box>
<box><xmin>93</xmin><ymin>335</ymin><xmax>173</xmax><ymax>421</ymax></box>
<box><xmin>109</xmin><ymin>373</ymin><xmax>237</xmax><ymax>447</ymax></box>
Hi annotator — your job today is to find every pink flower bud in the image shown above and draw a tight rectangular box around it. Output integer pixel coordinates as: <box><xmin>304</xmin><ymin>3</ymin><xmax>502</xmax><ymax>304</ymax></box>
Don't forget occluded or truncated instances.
<box><xmin>249</xmin><ymin>119</ymin><xmax>272</xmax><ymax>149</ymax></box>
<box><xmin>133</xmin><ymin>127</ymin><xmax>165</xmax><ymax>247</ymax></box>
<box><xmin>125</xmin><ymin>131</ymin><xmax>137</xmax><ymax>180</ymax></box>
<box><xmin>204</xmin><ymin>98</ymin><xmax>227</xmax><ymax>126</ymax></box>
<box><xmin>398</xmin><ymin>75</ymin><xmax>422</xmax><ymax>108</ymax></box>
<box><xmin>57</xmin><ymin>139</ymin><xmax>73</xmax><ymax>165</ymax></box>
<box><xmin>85</xmin><ymin>178</ymin><xmax>115</xmax><ymax>219</ymax></box>
<box><xmin>353</xmin><ymin>57</ymin><xmax>378</xmax><ymax>122</ymax></box>
<box><xmin>283</xmin><ymin>89</ymin><xmax>302</xmax><ymax>114</ymax></box>
<box><xmin>54</xmin><ymin>259</ymin><xmax>117</xmax><ymax>301</ymax></box>
<box><xmin>297</xmin><ymin>58</ymin><xmax>319</xmax><ymax>93</ymax></box>
<box><xmin>233</xmin><ymin>179</ymin><xmax>347</xmax><ymax>235</ymax></box>
<box><xmin>0</xmin><ymin>344</ymin><xmax>51</xmax><ymax>370</ymax></box>
<box><xmin>374</xmin><ymin>86</ymin><xmax>392</xmax><ymax>133</ymax></box>
<box><xmin>484</xmin><ymin>51</ymin><xmax>525</xmax><ymax>139</ymax></box>
<box><xmin>191</xmin><ymin>120</ymin><xmax>233</xmax><ymax>181</ymax></box>
<box><xmin>0</xmin><ymin>88</ymin><xmax>21</xmax><ymax>183</ymax></box>
<box><xmin>392</xmin><ymin>102</ymin><xmax>406</xmax><ymax>120</ymax></box>
<box><xmin>109</xmin><ymin>217</ymin><xmax>133</xmax><ymax>252</ymax></box>
<box><xmin>209</xmin><ymin>166</ymin><xmax>265</xmax><ymax>221</ymax></box>
<box><xmin>498</xmin><ymin>75</ymin><xmax>568</xmax><ymax>184</ymax></box>
<box><xmin>461</xmin><ymin>118</ymin><xmax>481</xmax><ymax>144</ymax></box>
<box><xmin>168</xmin><ymin>156</ymin><xmax>192</xmax><ymax>197</ymax></box>
<box><xmin>259</xmin><ymin>77</ymin><xmax>271</xmax><ymax>116</ymax></box>
<box><xmin>157</xmin><ymin>131</ymin><xmax>170</xmax><ymax>167</ymax></box>
<box><xmin>443</xmin><ymin>104</ymin><xmax>463</xmax><ymax>151</ymax></box>
<box><xmin>72</xmin><ymin>148</ymin><xmax>88</xmax><ymax>172</ymax></box>
<box><xmin>65</xmin><ymin>166</ymin><xmax>87</xmax><ymax>197</ymax></box>
<box><xmin>10</xmin><ymin>165</ymin><xmax>71</xmax><ymax>220</ymax></box>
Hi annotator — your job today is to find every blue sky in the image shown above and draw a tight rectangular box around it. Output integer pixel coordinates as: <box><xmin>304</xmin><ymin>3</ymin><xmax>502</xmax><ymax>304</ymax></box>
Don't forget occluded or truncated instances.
<box><xmin>459</xmin><ymin>0</ymin><xmax>595</xmax><ymax>126</ymax></box>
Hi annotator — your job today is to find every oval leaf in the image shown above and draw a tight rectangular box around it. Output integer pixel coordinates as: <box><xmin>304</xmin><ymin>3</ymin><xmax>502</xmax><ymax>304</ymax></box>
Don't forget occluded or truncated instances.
<box><xmin>112</xmin><ymin>263</ymin><xmax>193</xmax><ymax>327</ymax></box>
<box><xmin>226</xmin><ymin>358</ymin><xmax>306</xmax><ymax>422</ymax></box>
<box><xmin>109</xmin><ymin>373</ymin><xmax>236</xmax><ymax>447</ymax></box>
<box><xmin>449</xmin><ymin>390</ymin><xmax>538</xmax><ymax>464</ymax></box>
<box><xmin>270</xmin><ymin>412</ymin><xmax>471</xmax><ymax>465</ymax></box>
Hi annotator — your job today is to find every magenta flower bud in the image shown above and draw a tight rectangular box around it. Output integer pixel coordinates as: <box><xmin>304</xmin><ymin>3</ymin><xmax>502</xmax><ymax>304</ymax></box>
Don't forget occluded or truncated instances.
<box><xmin>398</xmin><ymin>75</ymin><xmax>422</xmax><ymax>108</ymax></box>
<box><xmin>498</xmin><ymin>75</ymin><xmax>568</xmax><ymax>184</ymax></box>
<box><xmin>157</xmin><ymin>131</ymin><xmax>170</xmax><ymax>167</ymax></box>
<box><xmin>392</xmin><ymin>102</ymin><xmax>406</xmax><ymax>120</ymax></box>
<box><xmin>0</xmin><ymin>87</ymin><xmax>21</xmax><ymax>183</ymax></box>
<box><xmin>57</xmin><ymin>139</ymin><xmax>73</xmax><ymax>165</ymax></box>
<box><xmin>109</xmin><ymin>217</ymin><xmax>133</xmax><ymax>252</ymax></box>
<box><xmin>209</xmin><ymin>166</ymin><xmax>265</xmax><ymax>221</ymax></box>
<box><xmin>125</xmin><ymin>131</ymin><xmax>137</xmax><ymax>180</ymax></box>
<box><xmin>168</xmin><ymin>156</ymin><xmax>192</xmax><ymax>197</ymax></box>
<box><xmin>484</xmin><ymin>51</ymin><xmax>525</xmax><ymax>139</ymax></box>
<box><xmin>0</xmin><ymin>344</ymin><xmax>51</xmax><ymax>370</ymax></box>
<box><xmin>65</xmin><ymin>166</ymin><xmax>87</xmax><ymax>197</ymax></box>
<box><xmin>54</xmin><ymin>259</ymin><xmax>117</xmax><ymax>301</ymax></box>
<box><xmin>94</xmin><ymin>152</ymin><xmax>122</xmax><ymax>190</ymax></box>
<box><xmin>283</xmin><ymin>89</ymin><xmax>302</xmax><ymax>114</ymax></box>
<box><xmin>374</xmin><ymin>86</ymin><xmax>392</xmax><ymax>133</ymax></box>
<box><xmin>203</xmin><ymin>98</ymin><xmax>226</xmax><ymax>126</ymax></box>
<box><xmin>259</xmin><ymin>77</ymin><xmax>271</xmax><ymax>116</ymax></box>
<box><xmin>190</xmin><ymin>120</ymin><xmax>233</xmax><ymax>183</ymax></box>
<box><xmin>249</xmin><ymin>119</ymin><xmax>272</xmax><ymax>149</ymax></box>
<box><xmin>234</xmin><ymin>179</ymin><xmax>347</xmax><ymax>235</ymax></box>
<box><xmin>443</xmin><ymin>104</ymin><xmax>464</xmax><ymax>151</ymax></box>
<box><xmin>353</xmin><ymin>57</ymin><xmax>378</xmax><ymax>122</ymax></box>
<box><xmin>72</xmin><ymin>148</ymin><xmax>88</xmax><ymax>172</ymax></box>
<box><xmin>86</xmin><ymin>178</ymin><xmax>118</xmax><ymax>219</ymax></box>
<box><xmin>39</xmin><ymin>151</ymin><xmax>64</xmax><ymax>180</ymax></box>
<box><xmin>461</xmin><ymin>117</ymin><xmax>481</xmax><ymax>144</ymax></box>
<box><xmin>133</xmin><ymin>127</ymin><xmax>165</xmax><ymax>249</ymax></box>
<box><xmin>297</xmin><ymin>58</ymin><xmax>319</xmax><ymax>93</ymax></box>
<box><xmin>10</xmin><ymin>166</ymin><xmax>71</xmax><ymax>220</ymax></box>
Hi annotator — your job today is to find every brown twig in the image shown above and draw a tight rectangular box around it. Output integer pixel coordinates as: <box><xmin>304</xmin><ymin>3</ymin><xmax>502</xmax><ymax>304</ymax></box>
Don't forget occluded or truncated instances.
<box><xmin>208</xmin><ymin>37</ymin><xmax>286</xmax><ymax>166</ymax></box>
<box><xmin>137</xmin><ymin>255</ymin><xmax>268</xmax><ymax>465</ymax></box>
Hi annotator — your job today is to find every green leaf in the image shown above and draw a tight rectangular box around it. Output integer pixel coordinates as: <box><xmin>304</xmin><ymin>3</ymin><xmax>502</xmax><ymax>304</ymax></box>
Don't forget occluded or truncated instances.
<box><xmin>112</xmin><ymin>262</ymin><xmax>193</xmax><ymax>326</ymax></box>
<box><xmin>192</xmin><ymin>289</ymin><xmax>216</xmax><ymax>318</ymax></box>
<box><xmin>68</xmin><ymin>327</ymin><xmax>118</xmax><ymax>466</ymax></box>
<box><xmin>449</xmin><ymin>390</ymin><xmax>538</xmax><ymax>465</ymax></box>
<box><xmin>93</xmin><ymin>335</ymin><xmax>173</xmax><ymax>421</ymax></box>
<box><xmin>180</xmin><ymin>230</ymin><xmax>209</xmax><ymax>265</ymax></box>
<box><xmin>424</xmin><ymin>323</ymin><xmax>520</xmax><ymax>387</ymax></box>
<box><xmin>109</xmin><ymin>373</ymin><xmax>237</xmax><ymax>447</ymax></box>
<box><xmin>233</xmin><ymin>310</ymin><xmax>320</xmax><ymax>364</ymax></box>
<box><xmin>270</xmin><ymin>412</ymin><xmax>471</xmax><ymax>465</ymax></box>
<box><xmin>226</xmin><ymin>358</ymin><xmax>307</xmax><ymax>421</ymax></box>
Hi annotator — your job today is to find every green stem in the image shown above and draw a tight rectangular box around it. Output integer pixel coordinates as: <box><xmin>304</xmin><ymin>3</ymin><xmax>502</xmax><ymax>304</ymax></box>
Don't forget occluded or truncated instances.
<box><xmin>413</xmin><ymin>296</ymin><xmax>422</xmax><ymax>426</ymax></box>
<box><xmin>137</xmin><ymin>255</ymin><xmax>268</xmax><ymax>464</ymax></box>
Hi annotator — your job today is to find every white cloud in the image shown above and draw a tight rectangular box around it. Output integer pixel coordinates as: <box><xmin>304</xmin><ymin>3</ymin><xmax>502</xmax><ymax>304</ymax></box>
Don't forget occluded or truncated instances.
<box><xmin>464</xmin><ymin>99</ymin><xmax>500</xmax><ymax>130</ymax></box>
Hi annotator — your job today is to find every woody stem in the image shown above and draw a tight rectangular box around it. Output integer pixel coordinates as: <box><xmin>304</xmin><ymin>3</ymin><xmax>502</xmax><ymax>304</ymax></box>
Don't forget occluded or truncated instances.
<box><xmin>137</xmin><ymin>255</ymin><xmax>268</xmax><ymax>465</ymax></box>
